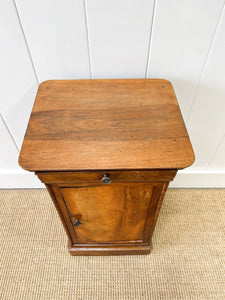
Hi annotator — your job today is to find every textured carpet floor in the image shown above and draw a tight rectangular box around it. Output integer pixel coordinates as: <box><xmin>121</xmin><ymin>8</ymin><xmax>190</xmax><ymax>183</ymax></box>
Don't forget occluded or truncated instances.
<box><xmin>1</xmin><ymin>189</ymin><xmax>224</xmax><ymax>300</ymax></box>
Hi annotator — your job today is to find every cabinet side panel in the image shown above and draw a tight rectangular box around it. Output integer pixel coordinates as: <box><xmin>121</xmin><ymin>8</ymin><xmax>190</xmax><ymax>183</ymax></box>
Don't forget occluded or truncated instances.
<box><xmin>45</xmin><ymin>184</ymin><xmax>76</xmax><ymax>244</ymax></box>
<box><xmin>143</xmin><ymin>182</ymin><xmax>169</xmax><ymax>243</ymax></box>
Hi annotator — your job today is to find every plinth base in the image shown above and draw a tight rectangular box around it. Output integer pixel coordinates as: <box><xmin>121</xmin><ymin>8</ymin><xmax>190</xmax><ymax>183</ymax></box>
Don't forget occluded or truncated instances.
<box><xmin>68</xmin><ymin>241</ymin><xmax>152</xmax><ymax>256</ymax></box>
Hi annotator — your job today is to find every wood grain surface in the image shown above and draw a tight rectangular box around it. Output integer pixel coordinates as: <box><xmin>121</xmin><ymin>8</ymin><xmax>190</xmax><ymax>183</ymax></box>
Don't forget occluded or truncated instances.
<box><xmin>19</xmin><ymin>79</ymin><xmax>194</xmax><ymax>171</ymax></box>
<box><xmin>60</xmin><ymin>182</ymin><xmax>162</xmax><ymax>244</ymax></box>
<box><xmin>36</xmin><ymin>169</ymin><xmax>177</xmax><ymax>184</ymax></box>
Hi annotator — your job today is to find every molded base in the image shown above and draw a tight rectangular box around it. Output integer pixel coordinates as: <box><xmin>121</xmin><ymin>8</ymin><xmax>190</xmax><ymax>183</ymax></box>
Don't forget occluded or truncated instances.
<box><xmin>68</xmin><ymin>241</ymin><xmax>152</xmax><ymax>256</ymax></box>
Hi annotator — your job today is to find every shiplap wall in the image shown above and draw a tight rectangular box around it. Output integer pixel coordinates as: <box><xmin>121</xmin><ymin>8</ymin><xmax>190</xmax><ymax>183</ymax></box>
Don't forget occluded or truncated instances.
<box><xmin>0</xmin><ymin>0</ymin><xmax>225</xmax><ymax>188</ymax></box>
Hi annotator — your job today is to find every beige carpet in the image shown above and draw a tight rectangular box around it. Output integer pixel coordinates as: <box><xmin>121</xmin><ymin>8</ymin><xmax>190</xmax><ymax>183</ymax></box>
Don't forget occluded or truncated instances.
<box><xmin>1</xmin><ymin>189</ymin><xmax>224</xmax><ymax>300</ymax></box>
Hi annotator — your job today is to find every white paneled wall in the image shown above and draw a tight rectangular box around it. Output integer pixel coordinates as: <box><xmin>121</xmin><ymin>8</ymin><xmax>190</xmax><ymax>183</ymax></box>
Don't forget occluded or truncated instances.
<box><xmin>0</xmin><ymin>115</ymin><xmax>20</xmax><ymax>171</ymax></box>
<box><xmin>186</xmin><ymin>7</ymin><xmax>225</xmax><ymax>168</ymax></box>
<box><xmin>0</xmin><ymin>0</ymin><xmax>225</xmax><ymax>188</ymax></box>
<box><xmin>0</xmin><ymin>115</ymin><xmax>42</xmax><ymax>188</ymax></box>
<box><xmin>0</xmin><ymin>0</ymin><xmax>38</xmax><ymax>148</ymax></box>
<box><xmin>15</xmin><ymin>0</ymin><xmax>91</xmax><ymax>82</ymax></box>
<box><xmin>86</xmin><ymin>0</ymin><xmax>154</xmax><ymax>78</ymax></box>
<box><xmin>147</xmin><ymin>0</ymin><xmax>225</xmax><ymax>119</ymax></box>
<box><xmin>208</xmin><ymin>135</ymin><xmax>225</xmax><ymax>169</ymax></box>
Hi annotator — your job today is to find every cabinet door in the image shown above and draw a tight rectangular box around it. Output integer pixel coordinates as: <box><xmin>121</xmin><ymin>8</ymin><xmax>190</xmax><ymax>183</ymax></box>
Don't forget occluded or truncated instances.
<box><xmin>59</xmin><ymin>182</ymin><xmax>163</xmax><ymax>244</ymax></box>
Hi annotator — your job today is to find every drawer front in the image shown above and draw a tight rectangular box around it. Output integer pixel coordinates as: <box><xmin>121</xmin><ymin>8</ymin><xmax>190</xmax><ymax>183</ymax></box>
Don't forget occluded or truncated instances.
<box><xmin>51</xmin><ymin>182</ymin><xmax>164</xmax><ymax>245</ymax></box>
<box><xmin>37</xmin><ymin>169</ymin><xmax>177</xmax><ymax>184</ymax></box>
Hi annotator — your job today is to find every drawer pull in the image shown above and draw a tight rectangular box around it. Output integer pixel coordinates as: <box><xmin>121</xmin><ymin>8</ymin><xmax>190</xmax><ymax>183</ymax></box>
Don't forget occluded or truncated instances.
<box><xmin>73</xmin><ymin>219</ymin><xmax>81</xmax><ymax>226</ymax></box>
<box><xmin>101</xmin><ymin>174</ymin><xmax>112</xmax><ymax>184</ymax></box>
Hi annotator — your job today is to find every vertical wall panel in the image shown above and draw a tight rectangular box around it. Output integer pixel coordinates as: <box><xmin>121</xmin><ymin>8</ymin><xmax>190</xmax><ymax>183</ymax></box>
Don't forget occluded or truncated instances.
<box><xmin>147</xmin><ymin>0</ymin><xmax>224</xmax><ymax>119</ymax></box>
<box><xmin>0</xmin><ymin>115</ymin><xmax>43</xmax><ymax>188</ymax></box>
<box><xmin>0</xmin><ymin>116</ymin><xmax>20</xmax><ymax>171</ymax></box>
<box><xmin>0</xmin><ymin>0</ymin><xmax>38</xmax><ymax>148</ymax></box>
<box><xmin>86</xmin><ymin>0</ymin><xmax>154</xmax><ymax>79</ymax></box>
<box><xmin>207</xmin><ymin>135</ymin><xmax>225</xmax><ymax>169</ymax></box>
<box><xmin>15</xmin><ymin>0</ymin><xmax>90</xmax><ymax>82</ymax></box>
<box><xmin>187</xmin><ymin>7</ymin><xmax>225</xmax><ymax>169</ymax></box>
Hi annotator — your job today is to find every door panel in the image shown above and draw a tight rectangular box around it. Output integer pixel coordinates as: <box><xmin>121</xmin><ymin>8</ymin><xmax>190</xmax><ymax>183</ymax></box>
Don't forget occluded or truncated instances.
<box><xmin>60</xmin><ymin>183</ymin><xmax>159</xmax><ymax>243</ymax></box>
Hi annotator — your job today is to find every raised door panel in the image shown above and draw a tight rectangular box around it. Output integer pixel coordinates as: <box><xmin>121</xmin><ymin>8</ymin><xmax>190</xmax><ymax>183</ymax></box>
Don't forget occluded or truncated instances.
<box><xmin>60</xmin><ymin>182</ymin><xmax>162</xmax><ymax>244</ymax></box>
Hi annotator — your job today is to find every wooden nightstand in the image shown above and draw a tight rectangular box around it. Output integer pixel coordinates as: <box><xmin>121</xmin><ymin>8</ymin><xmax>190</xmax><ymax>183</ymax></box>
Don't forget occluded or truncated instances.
<box><xmin>19</xmin><ymin>79</ymin><xmax>194</xmax><ymax>255</ymax></box>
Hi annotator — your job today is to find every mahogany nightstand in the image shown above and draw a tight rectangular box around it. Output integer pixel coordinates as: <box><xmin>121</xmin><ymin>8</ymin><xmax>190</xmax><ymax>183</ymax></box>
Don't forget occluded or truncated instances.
<box><xmin>19</xmin><ymin>79</ymin><xmax>194</xmax><ymax>255</ymax></box>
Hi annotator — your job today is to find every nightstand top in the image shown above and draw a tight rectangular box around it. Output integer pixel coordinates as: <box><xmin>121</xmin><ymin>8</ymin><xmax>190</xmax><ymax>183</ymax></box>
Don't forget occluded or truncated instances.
<box><xmin>19</xmin><ymin>79</ymin><xmax>195</xmax><ymax>171</ymax></box>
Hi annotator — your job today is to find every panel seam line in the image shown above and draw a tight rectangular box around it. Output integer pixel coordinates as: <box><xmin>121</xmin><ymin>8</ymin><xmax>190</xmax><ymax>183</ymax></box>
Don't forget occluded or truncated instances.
<box><xmin>0</xmin><ymin>114</ymin><xmax>19</xmax><ymax>152</ymax></box>
<box><xmin>83</xmin><ymin>0</ymin><xmax>92</xmax><ymax>79</ymax></box>
<box><xmin>205</xmin><ymin>133</ymin><xmax>225</xmax><ymax>169</ymax></box>
<box><xmin>145</xmin><ymin>0</ymin><xmax>157</xmax><ymax>78</ymax></box>
<box><xmin>13</xmin><ymin>0</ymin><xmax>39</xmax><ymax>84</ymax></box>
<box><xmin>186</xmin><ymin>3</ymin><xmax>225</xmax><ymax>123</ymax></box>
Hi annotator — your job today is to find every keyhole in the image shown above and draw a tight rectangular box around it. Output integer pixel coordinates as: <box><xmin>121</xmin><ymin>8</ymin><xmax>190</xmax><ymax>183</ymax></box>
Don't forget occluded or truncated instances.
<box><xmin>73</xmin><ymin>219</ymin><xmax>81</xmax><ymax>226</ymax></box>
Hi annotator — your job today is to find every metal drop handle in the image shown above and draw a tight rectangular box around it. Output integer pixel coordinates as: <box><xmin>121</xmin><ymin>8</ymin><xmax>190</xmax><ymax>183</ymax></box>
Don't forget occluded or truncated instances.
<box><xmin>101</xmin><ymin>174</ymin><xmax>112</xmax><ymax>184</ymax></box>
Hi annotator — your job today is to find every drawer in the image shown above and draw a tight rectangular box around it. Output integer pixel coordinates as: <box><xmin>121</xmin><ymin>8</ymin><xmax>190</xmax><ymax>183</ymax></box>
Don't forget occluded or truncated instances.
<box><xmin>37</xmin><ymin>169</ymin><xmax>177</xmax><ymax>184</ymax></box>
